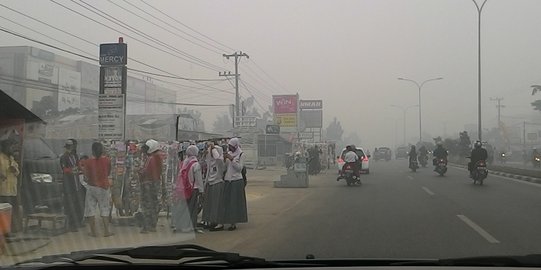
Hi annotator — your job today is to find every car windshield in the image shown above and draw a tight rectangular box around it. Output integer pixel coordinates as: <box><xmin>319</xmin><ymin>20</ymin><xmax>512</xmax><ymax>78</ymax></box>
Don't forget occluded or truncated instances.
<box><xmin>1</xmin><ymin>0</ymin><xmax>541</xmax><ymax>267</ymax></box>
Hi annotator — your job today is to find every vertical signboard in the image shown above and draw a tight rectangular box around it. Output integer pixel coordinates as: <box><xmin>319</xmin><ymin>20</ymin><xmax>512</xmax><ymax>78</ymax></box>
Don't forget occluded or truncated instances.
<box><xmin>272</xmin><ymin>95</ymin><xmax>298</xmax><ymax>133</ymax></box>
<box><xmin>99</xmin><ymin>40</ymin><xmax>127</xmax><ymax>141</ymax></box>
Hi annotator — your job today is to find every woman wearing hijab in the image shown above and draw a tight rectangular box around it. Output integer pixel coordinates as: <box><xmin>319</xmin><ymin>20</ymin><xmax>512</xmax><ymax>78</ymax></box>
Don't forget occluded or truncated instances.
<box><xmin>202</xmin><ymin>141</ymin><xmax>226</xmax><ymax>231</ymax></box>
<box><xmin>223</xmin><ymin>138</ymin><xmax>248</xmax><ymax>231</ymax></box>
<box><xmin>171</xmin><ymin>145</ymin><xmax>204</xmax><ymax>233</ymax></box>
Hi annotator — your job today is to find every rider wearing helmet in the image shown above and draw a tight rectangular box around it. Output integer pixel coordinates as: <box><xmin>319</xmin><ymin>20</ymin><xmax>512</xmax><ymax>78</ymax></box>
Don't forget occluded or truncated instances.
<box><xmin>468</xmin><ymin>141</ymin><xmax>488</xmax><ymax>176</ymax></box>
<box><xmin>343</xmin><ymin>145</ymin><xmax>360</xmax><ymax>178</ymax></box>
<box><xmin>432</xmin><ymin>142</ymin><xmax>448</xmax><ymax>168</ymax></box>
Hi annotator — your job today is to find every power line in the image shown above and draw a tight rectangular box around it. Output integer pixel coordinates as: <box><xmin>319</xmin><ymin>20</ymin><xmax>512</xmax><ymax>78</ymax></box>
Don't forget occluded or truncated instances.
<box><xmin>248</xmin><ymin>59</ymin><xmax>290</xmax><ymax>93</ymax></box>
<box><xmin>0</xmin><ymin>76</ymin><xmax>229</xmax><ymax>107</ymax></box>
<box><xmin>0</xmin><ymin>27</ymin><xmax>96</xmax><ymax>62</ymax></box>
<box><xmin>74</xmin><ymin>0</ymin><xmax>224</xmax><ymax>71</ymax></box>
<box><xmin>139</xmin><ymin>0</ymin><xmax>236</xmax><ymax>52</ymax></box>
<box><xmin>127</xmin><ymin>68</ymin><xmax>227</xmax><ymax>82</ymax></box>
<box><xmin>49</xmin><ymin>0</ymin><xmax>223</xmax><ymax>72</ymax></box>
<box><xmin>112</xmin><ymin>0</ymin><xmax>225</xmax><ymax>54</ymax></box>
<box><xmin>239</xmin><ymin>79</ymin><xmax>268</xmax><ymax>113</ymax></box>
<box><xmin>0</xmin><ymin>3</ymin><xmax>229</xmax><ymax>87</ymax></box>
<box><xmin>0</xmin><ymin>24</ymin><xmax>233</xmax><ymax>94</ymax></box>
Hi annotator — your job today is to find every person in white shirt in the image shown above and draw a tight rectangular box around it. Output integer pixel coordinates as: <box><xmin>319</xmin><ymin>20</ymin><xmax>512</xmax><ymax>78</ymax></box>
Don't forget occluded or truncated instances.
<box><xmin>222</xmin><ymin>138</ymin><xmax>248</xmax><ymax>231</ymax></box>
<box><xmin>203</xmin><ymin>142</ymin><xmax>226</xmax><ymax>231</ymax></box>
<box><xmin>343</xmin><ymin>145</ymin><xmax>360</xmax><ymax>177</ymax></box>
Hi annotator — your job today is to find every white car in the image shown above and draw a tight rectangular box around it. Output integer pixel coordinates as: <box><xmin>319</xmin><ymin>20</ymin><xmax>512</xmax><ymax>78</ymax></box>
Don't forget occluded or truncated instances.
<box><xmin>337</xmin><ymin>147</ymin><xmax>370</xmax><ymax>174</ymax></box>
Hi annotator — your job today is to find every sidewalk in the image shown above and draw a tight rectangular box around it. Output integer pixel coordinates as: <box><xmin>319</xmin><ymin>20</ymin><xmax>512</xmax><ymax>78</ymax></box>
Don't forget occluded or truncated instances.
<box><xmin>0</xmin><ymin>166</ymin><xmax>290</xmax><ymax>264</ymax></box>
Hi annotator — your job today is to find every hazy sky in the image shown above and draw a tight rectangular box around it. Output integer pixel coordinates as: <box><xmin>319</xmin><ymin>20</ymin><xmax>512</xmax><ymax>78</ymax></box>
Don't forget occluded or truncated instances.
<box><xmin>2</xmin><ymin>0</ymin><xmax>541</xmax><ymax>147</ymax></box>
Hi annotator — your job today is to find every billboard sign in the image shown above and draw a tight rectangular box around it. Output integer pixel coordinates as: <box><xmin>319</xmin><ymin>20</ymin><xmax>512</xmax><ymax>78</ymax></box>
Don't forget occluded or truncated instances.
<box><xmin>275</xmin><ymin>113</ymin><xmax>297</xmax><ymax>128</ymax></box>
<box><xmin>299</xmin><ymin>100</ymin><xmax>323</xmax><ymax>110</ymax></box>
<box><xmin>58</xmin><ymin>69</ymin><xmax>81</xmax><ymax>111</ymax></box>
<box><xmin>265</xmin><ymin>124</ymin><xmax>280</xmax><ymax>135</ymax></box>
<box><xmin>26</xmin><ymin>60</ymin><xmax>58</xmax><ymax>84</ymax></box>
<box><xmin>300</xmin><ymin>110</ymin><xmax>323</xmax><ymax>128</ymax></box>
<box><xmin>234</xmin><ymin>116</ymin><xmax>257</xmax><ymax>128</ymax></box>
<box><xmin>272</xmin><ymin>95</ymin><xmax>297</xmax><ymax>113</ymax></box>
<box><xmin>99</xmin><ymin>43</ymin><xmax>128</xmax><ymax>66</ymax></box>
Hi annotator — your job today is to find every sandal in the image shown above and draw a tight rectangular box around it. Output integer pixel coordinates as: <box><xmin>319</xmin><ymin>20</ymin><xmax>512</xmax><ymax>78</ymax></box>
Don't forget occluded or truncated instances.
<box><xmin>104</xmin><ymin>232</ymin><xmax>115</xmax><ymax>237</ymax></box>
<box><xmin>227</xmin><ymin>225</ymin><xmax>237</xmax><ymax>231</ymax></box>
<box><xmin>88</xmin><ymin>233</ymin><xmax>97</xmax><ymax>238</ymax></box>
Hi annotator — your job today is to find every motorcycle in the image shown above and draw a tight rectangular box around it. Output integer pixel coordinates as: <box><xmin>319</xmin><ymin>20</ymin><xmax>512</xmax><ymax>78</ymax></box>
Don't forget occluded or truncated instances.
<box><xmin>470</xmin><ymin>159</ymin><xmax>488</xmax><ymax>185</ymax></box>
<box><xmin>341</xmin><ymin>163</ymin><xmax>361</xmax><ymax>186</ymax></box>
<box><xmin>435</xmin><ymin>158</ymin><xmax>447</xmax><ymax>176</ymax></box>
<box><xmin>533</xmin><ymin>156</ymin><xmax>541</xmax><ymax>168</ymax></box>
<box><xmin>418</xmin><ymin>155</ymin><xmax>428</xmax><ymax>168</ymax></box>
<box><xmin>409</xmin><ymin>158</ymin><xmax>418</xmax><ymax>172</ymax></box>
<box><xmin>499</xmin><ymin>153</ymin><xmax>507</xmax><ymax>164</ymax></box>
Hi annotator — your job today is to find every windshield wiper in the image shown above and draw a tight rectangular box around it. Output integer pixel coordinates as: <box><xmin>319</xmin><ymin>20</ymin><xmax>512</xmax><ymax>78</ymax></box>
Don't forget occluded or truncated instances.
<box><xmin>15</xmin><ymin>244</ymin><xmax>275</xmax><ymax>267</ymax></box>
<box><xmin>392</xmin><ymin>254</ymin><xmax>541</xmax><ymax>267</ymax></box>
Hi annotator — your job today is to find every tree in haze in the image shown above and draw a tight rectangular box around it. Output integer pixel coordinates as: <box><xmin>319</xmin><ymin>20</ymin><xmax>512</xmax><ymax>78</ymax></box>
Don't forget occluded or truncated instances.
<box><xmin>177</xmin><ymin>108</ymin><xmax>205</xmax><ymax>132</ymax></box>
<box><xmin>325</xmin><ymin>117</ymin><xmax>344</xmax><ymax>142</ymax></box>
<box><xmin>458</xmin><ymin>131</ymin><xmax>471</xmax><ymax>159</ymax></box>
<box><xmin>530</xmin><ymin>85</ymin><xmax>541</xmax><ymax>111</ymax></box>
<box><xmin>31</xmin><ymin>95</ymin><xmax>58</xmax><ymax>118</ymax></box>
<box><xmin>212</xmin><ymin>114</ymin><xmax>232</xmax><ymax>133</ymax></box>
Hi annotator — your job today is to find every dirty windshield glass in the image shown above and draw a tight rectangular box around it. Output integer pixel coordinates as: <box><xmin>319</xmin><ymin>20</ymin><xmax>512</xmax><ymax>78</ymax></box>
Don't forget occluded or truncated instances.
<box><xmin>1</xmin><ymin>0</ymin><xmax>541</xmax><ymax>267</ymax></box>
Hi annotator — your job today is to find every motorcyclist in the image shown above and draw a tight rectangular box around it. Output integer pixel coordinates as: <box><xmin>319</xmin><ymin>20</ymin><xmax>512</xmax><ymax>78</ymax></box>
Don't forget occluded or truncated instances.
<box><xmin>432</xmin><ymin>142</ymin><xmax>448</xmax><ymax>169</ymax></box>
<box><xmin>408</xmin><ymin>145</ymin><xmax>417</xmax><ymax>168</ymax></box>
<box><xmin>343</xmin><ymin>145</ymin><xmax>360</xmax><ymax>177</ymax></box>
<box><xmin>468</xmin><ymin>141</ymin><xmax>488</xmax><ymax>177</ymax></box>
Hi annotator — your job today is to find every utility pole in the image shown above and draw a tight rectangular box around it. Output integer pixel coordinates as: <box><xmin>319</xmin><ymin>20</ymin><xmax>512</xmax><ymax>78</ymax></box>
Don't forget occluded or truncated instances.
<box><xmin>490</xmin><ymin>97</ymin><xmax>504</xmax><ymax>130</ymax></box>
<box><xmin>220</xmin><ymin>51</ymin><xmax>249</xmax><ymax>127</ymax></box>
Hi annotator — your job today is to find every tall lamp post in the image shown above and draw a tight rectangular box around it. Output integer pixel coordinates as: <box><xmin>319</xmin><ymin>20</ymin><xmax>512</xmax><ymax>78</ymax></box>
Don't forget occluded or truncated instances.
<box><xmin>390</xmin><ymin>104</ymin><xmax>418</xmax><ymax>146</ymax></box>
<box><xmin>398</xmin><ymin>77</ymin><xmax>443</xmax><ymax>143</ymax></box>
<box><xmin>473</xmin><ymin>0</ymin><xmax>488</xmax><ymax>141</ymax></box>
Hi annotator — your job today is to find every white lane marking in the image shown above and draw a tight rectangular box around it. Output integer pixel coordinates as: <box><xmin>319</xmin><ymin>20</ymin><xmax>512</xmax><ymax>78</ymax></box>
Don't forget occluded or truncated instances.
<box><xmin>421</xmin><ymin>186</ymin><xmax>435</xmax><ymax>196</ymax></box>
<box><xmin>407</xmin><ymin>176</ymin><xmax>414</xmax><ymax>180</ymax></box>
<box><xmin>457</xmin><ymin>215</ymin><xmax>500</xmax><ymax>244</ymax></box>
<box><xmin>449</xmin><ymin>166</ymin><xmax>541</xmax><ymax>188</ymax></box>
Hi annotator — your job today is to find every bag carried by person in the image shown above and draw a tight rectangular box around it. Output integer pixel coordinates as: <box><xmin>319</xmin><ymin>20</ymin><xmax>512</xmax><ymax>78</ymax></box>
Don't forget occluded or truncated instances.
<box><xmin>240</xmin><ymin>153</ymin><xmax>247</xmax><ymax>186</ymax></box>
<box><xmin>175</xmin><ymin>159</ymin><xmax>198</xmax><ymax>200</ymax></box>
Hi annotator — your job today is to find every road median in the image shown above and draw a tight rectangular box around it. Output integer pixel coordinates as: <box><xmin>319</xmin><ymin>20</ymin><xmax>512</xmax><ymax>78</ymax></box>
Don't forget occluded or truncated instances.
<box><xmin>448</xmin><ymin>161</ymin><xmax>541</xmax><ymax>184</ymax></box>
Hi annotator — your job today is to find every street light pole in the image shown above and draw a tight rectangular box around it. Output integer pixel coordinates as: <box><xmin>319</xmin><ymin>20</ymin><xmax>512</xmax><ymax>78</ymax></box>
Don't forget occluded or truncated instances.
<box><xmin>391</xmin><ymin>104</ymin><xmax>418</xmax><ymax>146</ymax></box>
<box><xmin>397</xmin><ymin>77</ymin><xmax>443</xmax><ymax>143</ymax></box>
<box><xmin>473</xmin><ymin>0</ymin><xmax>488</xmax><ymax>141</ymax></box>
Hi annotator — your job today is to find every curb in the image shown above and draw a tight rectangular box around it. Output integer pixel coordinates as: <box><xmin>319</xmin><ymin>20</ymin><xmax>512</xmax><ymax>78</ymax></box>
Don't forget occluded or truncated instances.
<box><xmin>449</xmin><ymin>163</ymin><xmax>541</xmax><ymax>184</ymax></box>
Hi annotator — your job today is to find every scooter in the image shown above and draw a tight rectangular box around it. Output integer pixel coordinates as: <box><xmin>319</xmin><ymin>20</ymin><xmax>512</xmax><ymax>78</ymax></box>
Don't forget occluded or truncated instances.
<box><xmin>435</xmin><ymin>158</ymin><xmax>447</xmax><ymax>176</ymax></box>
<box><xmin>340</xmin><ymin>163</ymin><xmax>361</xmax><ymax>186</ymax></box>
<box><xmin>409</xmin><ymin>158</ymin><xmax>418</xmax><ymax>172</ymax></box>
<box><xmin>470</xmin><ymin>159</ymin><xmax>488</xmax><ymax>185</ymax></box>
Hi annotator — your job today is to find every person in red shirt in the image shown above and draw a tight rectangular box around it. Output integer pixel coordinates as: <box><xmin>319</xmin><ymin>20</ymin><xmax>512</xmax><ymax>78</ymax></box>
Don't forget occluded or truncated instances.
<box><xmin>82</xmin><ymin>142</ymin><xmax>114</xmax><ymax>237</ymax></box>
<box><xmin>140</xmin><ymin>139</ymin><xmax>163</xmax><ymax>233</ymax></box>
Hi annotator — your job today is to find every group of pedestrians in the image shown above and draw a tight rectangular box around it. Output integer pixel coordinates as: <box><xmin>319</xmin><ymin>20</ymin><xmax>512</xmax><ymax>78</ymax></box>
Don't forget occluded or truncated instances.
<box><xmin>61</xmin><ymin>139</ymin><xmax>114</xmax><ymax>237</ymax></box>
<box><xmin>60</xmin><ymin>137</ymin><xmax>248</xmax><ymax>237</ymax></box>
<box><xmin>170</xmin><ymin>137</ymin><xmax>248</xmax><ymax>233</ymax></box>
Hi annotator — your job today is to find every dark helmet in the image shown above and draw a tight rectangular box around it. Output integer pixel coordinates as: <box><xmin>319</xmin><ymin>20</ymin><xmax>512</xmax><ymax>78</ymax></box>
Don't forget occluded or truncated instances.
<box><xmin>474</xmin><ymin>141</ymin><xmax>482</xmax><ymax>149</ymax></box>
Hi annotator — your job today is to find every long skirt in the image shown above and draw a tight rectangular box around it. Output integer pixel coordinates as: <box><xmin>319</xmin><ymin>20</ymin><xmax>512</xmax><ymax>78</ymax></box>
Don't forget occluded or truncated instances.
<box><xmin>171</xmin><ymin>196</ymin><xmax>193</xmax><ymax>232</ymax></box>
<box><xmin>171</xmin><ymin>189</ymin><xmax>200</xmax><ymax>232</ymax></box>
<box><xmin>202</xmin><ymin>182</ymin><xmax>225</xmax><ymax>224</ymax></box>
<box><xmin>222</xmin><ymin>179</ymin><xmax>248</xmax><ymax>224</ymax></box>
<box><xmin>141</xmin><ymin>181</ymin><xmax>159</xmax><ymax>230</ymax></box>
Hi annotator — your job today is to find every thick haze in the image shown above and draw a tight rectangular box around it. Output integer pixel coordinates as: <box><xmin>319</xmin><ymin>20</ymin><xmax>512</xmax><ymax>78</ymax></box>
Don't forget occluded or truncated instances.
<box><xmin>2</xmin><ymin>0</ymin><xmax>541</xmax><ymax>148</ymax></box>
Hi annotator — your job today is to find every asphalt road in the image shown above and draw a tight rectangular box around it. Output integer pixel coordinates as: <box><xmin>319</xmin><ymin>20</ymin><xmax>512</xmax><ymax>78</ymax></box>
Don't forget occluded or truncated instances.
<box><xmin>194</xmin><ymin>160</ymin><xmax>541</xmax><ymax>260</ymax></box>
